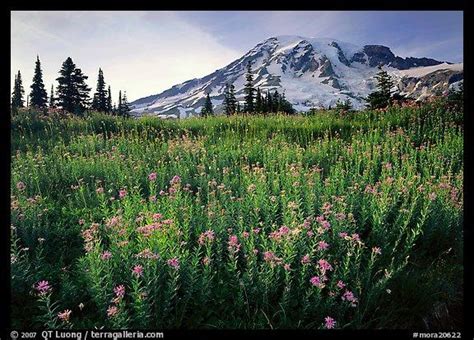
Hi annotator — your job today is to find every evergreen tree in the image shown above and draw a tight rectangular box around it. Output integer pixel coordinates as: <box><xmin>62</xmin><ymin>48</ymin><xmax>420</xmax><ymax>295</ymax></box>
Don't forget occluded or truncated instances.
<box><xmin>236</xmin><ymin>102</ymin><xmax>241</xmax><ymax>114</ymax></box>
<box><xmin>279</xmin><ymin>92</ymin><xmax>295</xmax><ymax>114</ymax></box>
<box><xmin>11</xmin><ymin>70</ymin><xmax>25</xmax><ymax>109</ymax></box>
<box><xmin>116</xmin><ymin>90</ymin><xmax>131</xmax><ymax>117</ymax></box>
<box><xmin>49</xmin><ymin>84</ymin><xmax>55</xmax><ymax>108</ymax></box>
<box><xmin>91</xmin><ymin>93</ymin><xmax>99</xmax><ymax>111</ymax></box>
<box><xmin>118</xmin><ymin>90</ymin><xmax>122</xmax><ymax>116</ymax></box>
<box><xmin>224</xmin><ymin>83</ymin><xmax>231</xmax><ymax>116</ymax></box>
<box><xmin>244</xmin><ymin>61</ymin><xmax>255</xmax><ymax>113</ymax></box>
<box><xmin>30</xmin><ymin>56</ymin><xmax>48</xmax><ymax>108</ymax></box>
<box><xmin>273</xmin><ymin>90</ymin><xmax>281</xmax><ymax>112</ymax></box>
<box><xmin>224</xmin><ymin>83</ymin><xmax>237</xmax><ymax>116</ymax></box>
<box><xmin>266</xmin><ymin>90</ymin><xmax>273</xmax><ymax>113</ymax></box>
<box><xmin>56</xmin><ymin>57</ymin><xmax>91</xmax><ymax>114</ymax></box>
<box><xmin>121</xmin><ymin>91</ymin><xmax>131</xmax><ymax>117</ymax></box>
<box><xmin>73</xmin><ymin>67</ymin><xmax>91</xmax><ymax>111</ymax></box>
<box><xmin>335</xmin><ymin>99</ymin><xmax>353</xmax><ymax>111</ymax></box>
<box><xmin>91</xmin><ymin>68</ymin><xmax>108</xmax><ymax>112</ymax></box>
<box><xmin>229</xmin><ymin>84</ymin><xmax>237</xmax><ymax>114</ymax></box>
<box><xmin>375</xmin><ymin>66</ymin><xmax>394</xmax><ymax>99</ymax></box>
<box><xmin>107</xmin><ymin>86</ymin><xmax>112</xmax><ymax>113</ymax></box>
<box><xmin>201</xmin><ymin>93</ymin><xmax>213</xmax><ymax>117</ymax></box>
<box><xmin>255</xmin><ymin>87</ymin><xmax>262</xmax><ymax>113</ymax></box>
<box><xmin>365</xmin><ymin>66</ymin><xmax>394</xmax><ymax>110</ymax></box>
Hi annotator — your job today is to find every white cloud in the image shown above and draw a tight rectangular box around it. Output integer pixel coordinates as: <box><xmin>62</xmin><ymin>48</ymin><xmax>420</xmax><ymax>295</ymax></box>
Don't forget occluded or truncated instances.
<box><xmin>11</xmin><ymin>11</ymin><xmax>241</xmax><ymax>101</ymax></box>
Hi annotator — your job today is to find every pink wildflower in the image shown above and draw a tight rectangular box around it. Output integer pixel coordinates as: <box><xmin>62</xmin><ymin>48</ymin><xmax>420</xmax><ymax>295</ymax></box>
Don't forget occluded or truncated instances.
<box><xmin>202</xmin><ymin>256</ymin><xmax>211</xmax><ymax>266</ymax></box>
<box><xmin>170</xmin><ymin>175</ymin><xmax>181</xmax><ymax>185</ymax></box>
<box><xmin>106</xmin><ymin>216</ymin><xmax>121</xmax><ymax>228</ymax></box>
<box><xmin>269</xmin><ymin>231</ymin><xmax>282</xmax><ymax>241</ymax></box>
<box><xmin>321</xmin><ymin>221</ymin><xmax>331</xmax><ymax>230</ymax></box>
<box><xmin>137</xmin><ymin>224</ymin><xmax>161</xmax><ymax>237</ymax></box>
<box><xmin>283</xmin><ymin>264</ymin><xmax>291</xmax><ymax>271</ymax></box>
<box><xmin>351</xmin><ymin>233</ymin><xmax>361</xmax><ymax>242</ymax></box>
<box><xmin>228</xmin><ymin>235</ymin><xmax>241</xmax><ymax>253</ymax></box>
<box><xmin>101</xmin><ymin>251</ymin><xmax>112</xmax><ymax>260</ymax></box>
<box><xmin>16</xmin><ymin>181</ymin><xmax>26</xmax><ymax>191</ymax></box>
<box><xmin>57</xmin><ymin>309</ymin><xmax>72</xmax><ymax>323</ymax></box>
<box><xmin>301</xmin><ymin>254</ymin><xmax>311</xmax><ymax>265</ymax></box>
<box><xmin>322</xmin><ymin>202</ymin><xmax>332</xmax><ymax>214</ymax></box>
<box><xmin>114</xmin><ymin>285</ymin><xmax>125</xmax><ymax>298</ymax></box>
<box><xmin>198</xmin><ymin>230</ymin><xmax>215</xmax><ymax>245</ymax></box>
<box><xmin>279</xmin><ymin>226</ymin><xmax>290</xmax><ymax>235</ymax></box>
<box><xmin>136</xmin><ymin>248</ymin><xmax>159</xmax><ymax>260</ymax></box>
<box><xmin>132</xmin><ymin>265</ymin><xmax>143</xmax><ymax>277</ymax></box>
<box><xmin>372</xmin><ymin>246</ymin><xmax>382</xmax><ymax>255</ymax></box>
<box><xmin>148</xmin><ymin>172</ymin><xmax>157</xmax><ymax>181</ymax></box>
<box><xmin>310</xmin><ymin>276</ymin><xmax>325</xmax><ymax>288</ymax></box>
<box><xmin>118</xmin><ymin>189</ymin><xmax>127</xmax><ymax>199</ymax></box>
<box><xmin>107</xmin><ymin>305</ymin><xmax>118</xmax><ymax>318</ymax></box>
<box><xmin>167</xmin><ymin>258</ymin><xmax>180</xmax><ymax>269</ymax></box>
<box><xmin>339</xmin><ymin>232</ymin><xmax>348</xmax><ymax>238</ymax></box>
<box><xmin>96</xmin><ymin>187</ymin><xmax>104</xmax><ymax>194</ymax></box>
<box><xmin>263</xmin><ymin>251</ymin><xmax>275</xmax><ymax>262</ymax></box>
<box><xmin>318</xmin><ymin>241</ymin><xmax>329</xmax><ymax>251</ymax></box>
<box><xmin>152</xmin><ymin>213</ymin><xmax>163</xmax><ymax>221</ymax></box>
<box><xmin>324</xmin><ymin>316</ymin><xmax>336</xmax><ymax>329</ymax></box>
<box><xmin>337</xmin><ymin>280</ymin><xmax>346</xmax><ymax>289</ymax></box>
<box><xmin>317</xmin><ymin>259</ymin><xmax>333</xmax><ymax>274</ymax></box>
<box><xmin>342</xmin><ymin>290</ymin><xmax>358</xmax><ymax>305</ymax></box>
<box><xmin>242</xmin><ymin>231</ymin><xmax>250</xmax><ymax>239</ymax></box>
<box><xmin>35</xmin><ymin>280</ymin><xmax>52</xmax><ymax>295</ymax></box>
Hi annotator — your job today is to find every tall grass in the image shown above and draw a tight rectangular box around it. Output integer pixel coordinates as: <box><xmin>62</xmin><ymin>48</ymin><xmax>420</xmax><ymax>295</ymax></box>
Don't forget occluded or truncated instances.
<box><xmin>11</xmin><ymin>103</ymin><xmax>463</xmax><ymax>329</ymax></box>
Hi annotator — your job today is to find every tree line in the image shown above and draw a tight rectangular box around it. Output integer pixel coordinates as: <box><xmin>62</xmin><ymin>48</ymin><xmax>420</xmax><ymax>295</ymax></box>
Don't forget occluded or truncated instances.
<box><xmin>201</xmin><ymin>61</ymin><xmax>296</xmax><ymax>117</ymax></box>
<box><xmin>11</xmin><ymin>56</ymin><xmax>131</xmax><ymax>117</ymax></box>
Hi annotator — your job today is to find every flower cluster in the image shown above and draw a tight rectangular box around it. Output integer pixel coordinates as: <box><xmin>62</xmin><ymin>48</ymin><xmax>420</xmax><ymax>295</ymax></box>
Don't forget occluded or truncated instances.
<box><xmin>34</xmin><ymin>280</ymin><xmax>52</xmax><ymax>295</ymax></box>
<box><xmin>167</xmin><ymin>257</ymin><xmax>180</xmax><ymax>269</ymax></box>
<box><xmin>227</xmin><ymin>235</ymin><xmax>241</xmax><ymax>253</ymax></box>
<box><xmin>198</xmin><ymin>230</ymin><xmax>216</xmax><ymax>245</ymax></box>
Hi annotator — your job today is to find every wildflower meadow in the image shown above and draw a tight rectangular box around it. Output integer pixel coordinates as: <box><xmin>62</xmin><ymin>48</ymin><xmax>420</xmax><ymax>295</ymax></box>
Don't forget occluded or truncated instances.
<box><xmin>11</xmin><ymin>102</ymin><xmax>463</xmax><ymax>329</ymax></box>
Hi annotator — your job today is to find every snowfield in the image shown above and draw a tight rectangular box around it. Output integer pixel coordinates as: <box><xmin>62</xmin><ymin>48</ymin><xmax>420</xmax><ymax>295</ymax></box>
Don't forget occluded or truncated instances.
<box><xmin>130</xmin><ymin>36</ymin><xmax>463</xmax><ymax>117</ymax></box>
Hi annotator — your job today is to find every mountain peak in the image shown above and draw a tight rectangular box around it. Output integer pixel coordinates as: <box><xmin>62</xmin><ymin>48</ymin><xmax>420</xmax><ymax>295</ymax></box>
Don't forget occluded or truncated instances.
<box><xmin>131</xmin><ymin>35</ymin><xmax>461</xmax><ymax>117</ymax></box>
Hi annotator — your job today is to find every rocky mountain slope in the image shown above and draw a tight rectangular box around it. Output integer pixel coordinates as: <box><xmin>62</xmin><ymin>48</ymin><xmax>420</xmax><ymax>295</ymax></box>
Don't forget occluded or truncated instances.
<box><xmin>130</xmin><ymin>35</ymin><xmax>463</xmax><ymax>117</ymax></box>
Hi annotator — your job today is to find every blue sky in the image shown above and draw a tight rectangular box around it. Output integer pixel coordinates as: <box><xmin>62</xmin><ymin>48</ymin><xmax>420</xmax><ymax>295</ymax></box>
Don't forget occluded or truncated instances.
<box><xmin>11</xmin><ymin>11</ymin><xmax>463</xmax><ymax>102</ymax></box>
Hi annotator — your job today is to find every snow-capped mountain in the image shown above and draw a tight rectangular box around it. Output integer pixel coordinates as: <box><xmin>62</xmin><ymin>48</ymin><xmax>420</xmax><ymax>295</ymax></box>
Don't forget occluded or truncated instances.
<box><xmin>131</xmin><ymin>35</ymin><xmax>463</xmax><ymax>117</ymax></box>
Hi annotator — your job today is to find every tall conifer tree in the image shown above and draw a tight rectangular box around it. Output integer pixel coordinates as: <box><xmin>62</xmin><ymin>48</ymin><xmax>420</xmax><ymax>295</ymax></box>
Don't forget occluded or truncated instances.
<box><xmin>255</xmin><ymin>87</ymin><xmax>262</xmax><ymax>113</ymax></box>
<box><xmin>56</xmin><ymin>57</ymin><xmax>91</xmax><ymax>114</ymax></box>
<box><xmin>30</xmin><ymin>56</ymin><xmax>48</xmax><ymax>108</ymax></box>
<box><xmin>11</xmin><ymin>70</ymin><xmax>25</xmax><ymax>109</ymax></box>
<box><xmin>49</xmin><ymin>84</ymin><xmax>55</xmax><ymax>108</ymax></box>
<box><xmin>92</xmin><ymin>68</ymin><xmax>107</xmax><ymax>112</ymax></box>
<box><xmin>244</xmin><ymin>61</ymin><xmax>255</xmax><ymax>113</ymax></box>
<box><xmin>202</xmin><ymin>93</ymin><xmax>213</xmax><ymax>117</ymax></box>
<box><xmin>107</xmin><ymin>86</ymin><xmax>112</xmax><ymax>113</ymax></box>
